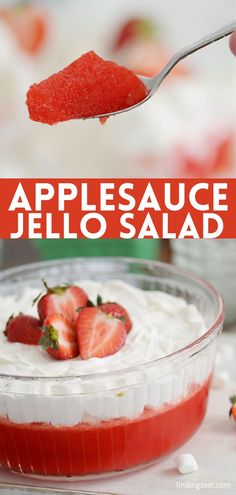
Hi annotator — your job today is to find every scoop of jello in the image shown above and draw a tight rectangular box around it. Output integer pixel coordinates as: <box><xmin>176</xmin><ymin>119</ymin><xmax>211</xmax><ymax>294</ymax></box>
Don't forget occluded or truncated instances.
<box><xmin>26</xmin><ymin>50</ymin><xmax>148</xmax><ymax>125</ymax></box>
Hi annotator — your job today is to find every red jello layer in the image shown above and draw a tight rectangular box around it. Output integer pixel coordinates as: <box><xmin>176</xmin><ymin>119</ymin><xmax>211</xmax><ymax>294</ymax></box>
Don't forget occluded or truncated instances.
<box><xmin>0</xmin><ymin>377</ymin><xmax>211</xmax><ymax>477</ymax></box>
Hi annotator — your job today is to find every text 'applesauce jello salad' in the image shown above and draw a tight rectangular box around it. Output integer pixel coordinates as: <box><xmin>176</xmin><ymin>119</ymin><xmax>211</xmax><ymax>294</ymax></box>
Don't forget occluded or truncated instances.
<box><xmin>0</xmin><ymin>265</ymin><xmax>223</xmax><ymax>478</ymax></box>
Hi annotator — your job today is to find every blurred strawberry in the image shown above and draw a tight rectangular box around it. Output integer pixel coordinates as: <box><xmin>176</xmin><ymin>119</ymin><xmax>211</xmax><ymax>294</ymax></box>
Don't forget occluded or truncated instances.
<box><xmin>229</xmin><ymin>32</ymin><xmax>236</xmax><ymax>56</ymax></box>
<box><xmin>229</xmin><ymin>396</ymin><xmax>236</xmax><ymax>421</ymax></box>
<box><xmin>113</xmin><ymin>17</ymin><xmax>188</xmax><ymax>79</ymax></box>
<box><xmin>0</xmin><ymin>2</ymin><xmax>48</xmax><ymax>55</ymax></box>
<box><xmin>124</xmin><ymin>40</ymin><xmax>188</xmax><ymax>78</ymax></box>
<box><xmin>178</xmin><ymin>134</ymin><xmax>234</xmax><ymax>178</ymax></box>
<box><xmin>113</xmin><ymin>18</ymin><xmax>156</xmax><ymax>51</ymax></box>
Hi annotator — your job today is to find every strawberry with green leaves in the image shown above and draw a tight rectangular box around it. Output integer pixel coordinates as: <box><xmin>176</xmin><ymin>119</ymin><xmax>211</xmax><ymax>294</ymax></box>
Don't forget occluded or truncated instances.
<box><xmin>40</xmin><ymin>313</ymin><xmax>79</xmax><ymax>360</ymax></box>
<box><xmin>113</xmin><ymin>16</ymin><xmax>188</xmax><ymax>80</ymax></box>
<box><xmin>113</xmin><ymin>18</ymin><xmax>156</xmax><ymax>50</ymax></box>
<box><xmin>35</xmin><ymin>281</ymin><xmax>88</xmax><ymax>325</ymax></box>
<box><xmin>76</xmin><ymin>307</ymin><xmax>126</xmax><ymax>360</ymax></box>
<box><xmin>95</xmin><ymin>295</ymin><xmax>132</xmax><ymax>333</ymax></box>
<box><xmin>229</xmin><ymin>396</ymin><xmax>236</xmax><ymax>421</ymax></box>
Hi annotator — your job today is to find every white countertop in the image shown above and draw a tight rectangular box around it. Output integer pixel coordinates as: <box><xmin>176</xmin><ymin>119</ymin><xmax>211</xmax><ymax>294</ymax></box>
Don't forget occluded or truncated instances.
<box><xmin>0</xmin><ymin>332</ymin><xmax>235</xmax><ymax>495</ymax></box>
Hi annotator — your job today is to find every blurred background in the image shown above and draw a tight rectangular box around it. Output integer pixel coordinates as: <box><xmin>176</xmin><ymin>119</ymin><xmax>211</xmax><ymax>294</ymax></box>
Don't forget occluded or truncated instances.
<box><xmin>0</xmin><ymin>0</ymin><xmax>236</xmax><ymax>324</ymax></box>
<box><xmin>0</xmin><ymin>0</ymin><xmax>235</xmax><ymax>179</ymax></box>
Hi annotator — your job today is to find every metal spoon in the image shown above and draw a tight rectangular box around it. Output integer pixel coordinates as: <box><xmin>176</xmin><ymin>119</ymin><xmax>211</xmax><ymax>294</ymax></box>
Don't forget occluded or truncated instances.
<box><xmin>94</xmin><ymin>20</ymin><xmax>236</xmax><ymax>121</ymax></box>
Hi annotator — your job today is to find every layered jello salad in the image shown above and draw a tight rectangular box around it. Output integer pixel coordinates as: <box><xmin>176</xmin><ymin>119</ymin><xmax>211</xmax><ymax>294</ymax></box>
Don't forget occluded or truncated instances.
<box><xmin>0</xmin><ymin>278</ymin><xmax>216</xmax><ymax>477</ymax></box>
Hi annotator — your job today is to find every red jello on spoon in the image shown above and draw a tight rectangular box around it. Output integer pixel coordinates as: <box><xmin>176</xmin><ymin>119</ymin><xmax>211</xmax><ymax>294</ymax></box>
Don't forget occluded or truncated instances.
<box><xmin>26</xmin><ymin>50</ymin><xmax>149</xmax><ymax>125</ymax></box>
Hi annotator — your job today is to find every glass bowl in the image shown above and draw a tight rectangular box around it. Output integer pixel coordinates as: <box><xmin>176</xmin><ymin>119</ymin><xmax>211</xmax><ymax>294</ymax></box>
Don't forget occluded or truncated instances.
<box><xmin>0</xmin><ymin>257</ymin><xmax>224</xmax><ymax>479</ymax></box>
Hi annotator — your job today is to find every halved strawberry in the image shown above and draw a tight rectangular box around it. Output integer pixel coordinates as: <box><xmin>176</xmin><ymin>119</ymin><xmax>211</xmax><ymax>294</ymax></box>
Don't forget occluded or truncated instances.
<box><xmin>35</xmin><ymin>281</ymin><xmax>88</xmax><ymax>325</ymax></box>
<box><xmin>96</xmin><ymin>295</ymin><xmax>132</xmax><ymax>333</ymax></box>
<box><xmin>76</xmin><ymin>307</ymin><xmax>126</xmax><ymax>360</ymax></box>
<box><xmin>40</xmin><ymin>313</ymin><xmax>79</xmax><ymax>360</ymax></box>
<box><xmin>5</xmin><ymin>314</ymin><xmax>42</xmax><ymax>345</ymax></box>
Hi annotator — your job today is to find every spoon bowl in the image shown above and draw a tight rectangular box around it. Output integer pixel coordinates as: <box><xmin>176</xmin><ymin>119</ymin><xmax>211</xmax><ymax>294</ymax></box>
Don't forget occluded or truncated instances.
<box><xmin>92</xmin><ymin>20</ymin><xmax>236</xmax><ymax>121</ymax></box>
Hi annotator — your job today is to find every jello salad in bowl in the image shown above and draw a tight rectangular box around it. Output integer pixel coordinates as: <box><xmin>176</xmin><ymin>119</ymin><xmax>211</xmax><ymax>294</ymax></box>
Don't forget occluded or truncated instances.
<box><xmin>0</xmin><ymin>257</ymin><xmax>224</xmax><ymax>479</ymax></box>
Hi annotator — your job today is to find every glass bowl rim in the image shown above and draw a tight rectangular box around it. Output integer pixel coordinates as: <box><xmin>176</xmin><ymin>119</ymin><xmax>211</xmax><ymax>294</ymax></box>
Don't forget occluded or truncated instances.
<box><xmin>0</xmin><ymin>256</ymin><xmax>224</xmax><ymax>382</ymax></box>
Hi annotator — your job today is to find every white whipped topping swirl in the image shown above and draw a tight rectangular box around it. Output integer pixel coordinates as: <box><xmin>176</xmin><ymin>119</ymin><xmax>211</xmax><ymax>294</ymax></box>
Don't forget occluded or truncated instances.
<box><xmin>0</xmin><ymin>280</ymin><xmax>206</xmax><ymax>378</ymax></box>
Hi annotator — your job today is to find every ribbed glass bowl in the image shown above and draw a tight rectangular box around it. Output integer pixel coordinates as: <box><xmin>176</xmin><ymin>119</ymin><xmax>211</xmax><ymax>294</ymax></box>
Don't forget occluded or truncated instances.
<box><xmin>0</xmin><ymin>257</ymin><xmax>224</xmax><ymax>479</ymax></box>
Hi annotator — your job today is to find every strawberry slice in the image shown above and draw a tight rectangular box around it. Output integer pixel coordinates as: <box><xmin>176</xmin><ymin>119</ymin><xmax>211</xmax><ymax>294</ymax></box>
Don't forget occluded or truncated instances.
<box><xmin>40</xmin><ymin>313</ymin><xmax>79</xmax><ymax>360</ymax></box>
<box><xmin>35</xmin><ymin>281</ymin><xmax>88</xmax><ymax>325</ymax></box>
<box><xmin>76</xmin><ymin>307</ymin><xmax>126</xmax><ymax>360</ymax></box>
<box><xmin>5</xmin><ymin>314</ymin><xmax>42</xmax><ymax>345</ymax></box>
<box><xmin>26</xmin><ymin>50</ymin><xmax>149</xmax><ymax>125</ymax></box>
<box><xmin>96</xmin><ymin>295</ymin><xmax>132</xmax><ymax>333</ymax></box>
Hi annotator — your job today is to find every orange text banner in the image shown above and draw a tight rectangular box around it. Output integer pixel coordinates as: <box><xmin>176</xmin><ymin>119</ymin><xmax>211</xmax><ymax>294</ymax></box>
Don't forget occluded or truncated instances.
<box><xmin>0</xmin><ymin>179</ymin><xmax>235</xmax><ymax>239</ymax></box>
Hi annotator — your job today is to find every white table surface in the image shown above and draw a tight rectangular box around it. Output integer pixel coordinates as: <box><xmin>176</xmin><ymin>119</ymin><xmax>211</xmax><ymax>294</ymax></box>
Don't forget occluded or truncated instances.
<box><xmin>0</xmin><ymin>333</ymin><xmax>235</xmax><ymax>495</ymax></box>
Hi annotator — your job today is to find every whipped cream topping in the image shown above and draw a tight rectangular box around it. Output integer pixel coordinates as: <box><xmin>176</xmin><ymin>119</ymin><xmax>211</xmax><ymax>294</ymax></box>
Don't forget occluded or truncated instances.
<box><xmin>0</xmin><ymin>280</ymin><xmax>214</xmax><ymax>425</ymax></box>
<box><xmin>0</xmin><ymin>280</ymin><xmax>206</xmax><ymax>379</ymax></box>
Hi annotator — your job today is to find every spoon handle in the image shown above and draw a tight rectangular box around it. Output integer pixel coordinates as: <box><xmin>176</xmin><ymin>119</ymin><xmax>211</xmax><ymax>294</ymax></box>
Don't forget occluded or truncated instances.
<box><xmin>153</xmin><ymin>20</ymin><xmax>236</xmax><ymax>91</ymax></box>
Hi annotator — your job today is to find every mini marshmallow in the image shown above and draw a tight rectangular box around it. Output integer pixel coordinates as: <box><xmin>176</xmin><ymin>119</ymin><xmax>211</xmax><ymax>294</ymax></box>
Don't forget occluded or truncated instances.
<box><xmin>175</xmin><ymin>453</ymin><xmax>198</xmax><ymax>474</ymax></box>
<box><xmin>212</xmin><ymin>370</ymin><xmax>230</xmax><ymax>389</ymax></box>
